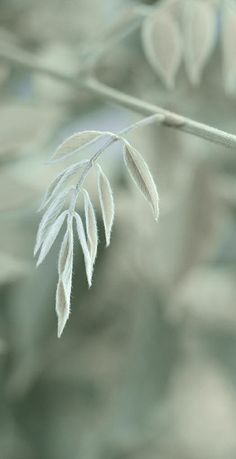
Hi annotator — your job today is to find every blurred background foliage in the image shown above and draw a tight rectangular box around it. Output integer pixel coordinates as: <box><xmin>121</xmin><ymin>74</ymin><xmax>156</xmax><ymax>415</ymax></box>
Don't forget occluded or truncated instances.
<box><xmin>1</xmin><ymin>0</ymin><xmax>236</xmax><ymax>458</ymax></box>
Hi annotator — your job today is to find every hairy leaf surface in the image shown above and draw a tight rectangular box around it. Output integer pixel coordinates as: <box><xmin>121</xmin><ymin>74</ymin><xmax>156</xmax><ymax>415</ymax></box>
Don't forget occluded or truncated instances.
<box><xmin>36</xmin><ymin>210</ymin><xmax>67</xmax><ymax>266</ymax></box>
<box><xmin>39</xmin><ymin>160</ymin><xmax>89</xmax><ymax>211</ymax></box>
<box><xmin>74</xmin><ymin>212</ymin><xmax>93</xmax><ymax>287</ymax></box>
<box><xmin>123</xmin><ymin>141</ymin><xmax>159</xmax><ymax>221</ymax></box>
<box><xmin>51</xmin><ymin>130</ymin><xmax>114</xmax><ymax>162</ymax></box>
<box><xmin>83</xmin><ymin>189</ymin><xmax>98</xmax><ymax>265</ymax></box>
<box><xmin>97</xmin><ymin>165</ymin><xmax>115</xmax><ymax>247</ymax></box>
<box><xmin>34</xmin><ymin>189</ymin><xmax>69</xmax><ymax>256</ymax></box>
<box><xmin>56</xmin><ymin>220</ymin><xmax>74</xmax><ymax>337</ymax></box>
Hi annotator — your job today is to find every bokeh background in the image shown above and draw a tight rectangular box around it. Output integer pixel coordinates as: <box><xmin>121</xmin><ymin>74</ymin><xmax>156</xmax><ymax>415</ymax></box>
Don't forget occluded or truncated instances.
<box><xmin>1</xmin><ymin>0</ymin><xmax>236</xmax><ymax>458</ymax></box>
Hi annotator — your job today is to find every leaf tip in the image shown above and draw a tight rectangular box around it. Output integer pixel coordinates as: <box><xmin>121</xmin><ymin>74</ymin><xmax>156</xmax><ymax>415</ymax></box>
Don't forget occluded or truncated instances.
<box><xmin>88</xmin><ymin>266</ymin><xmax>94</xmax><ymax>288</ymax></box>
<box><xmin>105</xmin><ymin>237</ymin><xmax>111</xmax><ymax>248</ymax></box>
<box><xmin>36</xmin><ymin>258</ymin><xmax>42</xmax><ymax>268</ymax></box>
<box><xmin>57</xmin><ymin>320</ymin><xmax>65</xmax><ymax>338</ymax></box>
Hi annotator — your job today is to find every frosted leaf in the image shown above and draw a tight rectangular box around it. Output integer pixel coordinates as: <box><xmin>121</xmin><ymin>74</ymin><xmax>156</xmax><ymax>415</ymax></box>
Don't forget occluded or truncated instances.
<box><xmin>182</xmin><ymin>0</ymin><xmax>216</xmax><ymax>85</ymax></box>
<box><xmin>51</xmin><ymin>130</ymin><xmax>114</xmax><ymax>162</ymax></box>
<box><xmin>36</xmin><ymin>210</ymin><xmax>67</xmax><ymax>266</ymax></box>
<box><xmin>56</xmin><ymin>279</ymin><xmax>71</xmax><ymax>338</ymax></box>
<box><xmin>142</xmin><ymin>8</ymin><xmax>182</xmax><ymax>89</ymax></box>
<box><xmin>221</xmin><ymin>2</ymin><xmax>236</xmax><ymax>93</ymax></box>
<box><xmin>83</xmin><ymin>189</ymin><xmax>98</xmax><ymax>265</ymax></box>
<box><xmin>74</xmin><ymin>212</ymin><xmax>93</xmax><ymax>287</ymax></box>
<box><xmin>56</xmin><ymin>220</ymin><xmax>74</xmax><ymax>338</ymax></box>
<box><xmin>123</xmin><ymin>140</ymin><xmax>159</xmax><ymax>221</ymax></box>
<box><xmin>39</xmin><ymin>159</ymin><xmax>89</xmax><ymax>211</ymax></box>
<box><xmin>34</xmin><ymin>188</ymin><xmax>69</xmax><ymax>256</ymax></box>
<box><xmin>97</xmin><ymin>165</ymin><xmax>115</xmax><ymax>247</ymax></box>
<box><xmin>58</xmin><ymin>220</ymin><xmax>74</xmax><ymax>282</ymax></box>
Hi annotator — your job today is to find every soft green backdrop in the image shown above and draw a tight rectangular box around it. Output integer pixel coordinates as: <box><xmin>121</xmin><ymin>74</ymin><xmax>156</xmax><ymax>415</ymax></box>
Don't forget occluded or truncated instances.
<box><xmin>1</xmin><ymin>1</ymin><xmax>236</xmax><ymax>458</ymax></box>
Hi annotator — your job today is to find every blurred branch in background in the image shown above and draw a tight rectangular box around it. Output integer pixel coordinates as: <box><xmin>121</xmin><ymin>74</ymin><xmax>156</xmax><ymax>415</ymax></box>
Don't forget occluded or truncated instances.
<box><xmin>1</xmin><ymin>43</ymin><xmax>236</xmax><ymax>149</ymax></box>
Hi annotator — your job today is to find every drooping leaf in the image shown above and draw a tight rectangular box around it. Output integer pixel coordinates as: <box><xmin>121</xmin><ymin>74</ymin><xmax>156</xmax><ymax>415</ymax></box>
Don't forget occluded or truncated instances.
<box><xmin>34</xmin><ymin>189</ymin><xmax>69</xmax><ymax>256</ymax></box>
<box><xmin>56</xmin><ymin>219</ymin><xmax>74</xmax><ymax>337</ymax></box>
<box><xmin>123</xmin><ymin>140</ymin><xmax>159</xmax><ymax>221</ymax></box>
<box><xmin>36</xmin><ymin>210</ymin><xmax>67</xmax><ymax>266</ymax></box>
<box><xmin>58</xmin><ymin>219</ymin><xmax>74</xmax><ymax>282</ymax></box>
<box><xmin>83</xmin><ymin>189</ymin><xmax>98</xmax><ymax>265</ymax></box>
<box><xmin>56</xmin><ymin>279</ymin><xmax>71</xmax><ymax>338</ymax></box>
<box><xmin>142</xmin><ymin>8</ymin><xmax>182</xmax><ymax>88</ymax></box>
<box><xmin>51</xmin><ymin>130</ymin><xmax>114</xmax><ymax>162</ymax></box>
<box><xmin>74</xmin><ymin>212</ymin><xmax>93</xmax><ymax>287</ymax></box>
<box><xmin>39</xmin><ymin>159</ymin><xmax>89</xmax><ymax>211</ymax></box>
<box><xmin>182</xmin><ymin>0</ymin><xmax>216</xmax><ymax>85</ymax></box>
<box><xmin>97</xmin><ymin>165</ymin><xmax>115</xmax><ymax>247</ymax></box>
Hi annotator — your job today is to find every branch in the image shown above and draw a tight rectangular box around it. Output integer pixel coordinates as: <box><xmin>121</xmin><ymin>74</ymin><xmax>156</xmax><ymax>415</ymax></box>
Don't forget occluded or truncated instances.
<box><xmin>0</xmin><ymin>46</ymin><xmax>75</xmax><ymax>86</ymax></box>
<box><xmin>85</xmin><ymin>78</ymin><xmax>236</xmax><ymax>149</ymax></box>
<box><xmin>1</xmin><ymin>46</ymin><xmax>236</xmax><ymax>149</ymax></box>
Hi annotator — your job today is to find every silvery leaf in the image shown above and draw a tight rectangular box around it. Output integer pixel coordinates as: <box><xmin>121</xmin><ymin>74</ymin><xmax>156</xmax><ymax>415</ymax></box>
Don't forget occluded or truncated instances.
<box><xmin>36</xmin><ymin>210</ymin><xmax>67</xmax><ymax>266</ymax></box>
<box><xmin>123</xmin><ymin>140</ymin><xmax>159</xmax><ymax>221</ymax></box>
<box><xmin>56</xmin><ymin>220</ymin><xmax>74</xmax><ymax>338</ymax></box>
<box><xmin>221</xmin><ymin>2</ymin><xmax>236</xmax><ymax>93</ymax></box>
<box><xmin>56</xmin><ymin>278</ymin><xmax>71</xmax><ymax>338</ymax></box>
<box><xmin>83</xmin><ymin>189</ymin><xmax>98</xmax><ymax>265</ymax></box>
<box><xmin>97</xmin><ymin>165</ymin><xmax>115</xmax><ymax>247</ymax></box>
<box><xmin>74</xmin><ymin>212</ymin><xmax>93</xmax><ymax>287</ymax></box>
<box><xmin>34</xmin><ymin>188</ymin><xmax>69</xmax><ymax>256</ymax></box>
<box><xmin>51</xmin><ymin>130</ymin><xmax>114</xmax><ymax>162</ymax></box>
<box><xmin>58</xmin><ymin>219</ymin><xmax>74</xmax><ymax>282</ymax></box>
<box><xmin>182</xmin><ymin>0</ymin><xmax>216</xmax><ymax>85</ymax></box>
<box><xmin>142</xmin><ymin>8</ymin><xmax>182</xmax><ymax>88</ymax></box>
<box><xmin>39</xmin><ymin>159</ymin><xmax>89</xmax><ymax>211</ymax></box>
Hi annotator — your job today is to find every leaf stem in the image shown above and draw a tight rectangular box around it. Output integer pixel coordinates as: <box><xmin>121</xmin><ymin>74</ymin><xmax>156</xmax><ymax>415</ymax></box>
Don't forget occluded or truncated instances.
<box><xmin>70</xmin><ymin>113</ymin><xmax>173</xmax><ymax>211</ymax></box>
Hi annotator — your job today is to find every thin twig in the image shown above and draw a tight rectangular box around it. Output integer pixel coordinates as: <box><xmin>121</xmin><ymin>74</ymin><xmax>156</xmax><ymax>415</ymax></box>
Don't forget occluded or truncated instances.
<box><xmin>0</xmin><ymin>46</ymin><xmax>74</xmax><ymax>86</ymax></box>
